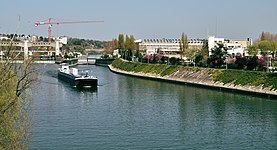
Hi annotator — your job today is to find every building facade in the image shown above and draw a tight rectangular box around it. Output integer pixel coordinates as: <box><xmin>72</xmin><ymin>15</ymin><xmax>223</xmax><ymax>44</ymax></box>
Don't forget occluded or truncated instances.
<box><xmin>208</xmin><ymin>36</ymin><xmax>252</xmax><ymax>57</ymax></box>
<box><xmin>137</xmin><ymin>38</ymin><xmax>205</xmax><ymax>59</ymax></box>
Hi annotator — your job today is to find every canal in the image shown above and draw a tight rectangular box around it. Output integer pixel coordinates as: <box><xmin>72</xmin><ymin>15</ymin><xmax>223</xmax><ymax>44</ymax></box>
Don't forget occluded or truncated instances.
<box><xmin>30</xmin><ymin>64</ymin><xmax>277</xmax><ymax>149</ymax></box>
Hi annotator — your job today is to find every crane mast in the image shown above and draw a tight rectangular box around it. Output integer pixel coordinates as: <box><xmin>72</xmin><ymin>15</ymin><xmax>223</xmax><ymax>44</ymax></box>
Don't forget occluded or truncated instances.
<box><xmin>48</xmin><ymin>18</ymin><xmax>52</xmax><ymax>43</ymax></box>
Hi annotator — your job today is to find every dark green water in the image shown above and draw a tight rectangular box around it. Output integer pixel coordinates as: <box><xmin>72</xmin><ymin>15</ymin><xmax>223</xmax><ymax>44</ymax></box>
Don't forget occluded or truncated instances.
<box><xmin>30</xmin><ymin>64</ymin><xmax>277</xmax><ymax>149</ymax></box>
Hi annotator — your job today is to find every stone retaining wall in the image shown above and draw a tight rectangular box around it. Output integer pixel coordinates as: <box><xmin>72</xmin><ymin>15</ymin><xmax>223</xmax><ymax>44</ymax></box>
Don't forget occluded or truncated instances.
<box><xmin>109</xmin><ymin>65</ymin><xmax>277</xmax><ymax>99</ymax></box>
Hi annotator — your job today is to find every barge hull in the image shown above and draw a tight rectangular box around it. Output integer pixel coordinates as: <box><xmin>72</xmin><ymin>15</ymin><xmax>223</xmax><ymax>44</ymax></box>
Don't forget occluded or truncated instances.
<box><xmin>58</xmin><ymin>72</ymin><xmax>97</xmax><ymax>87</ymax></box>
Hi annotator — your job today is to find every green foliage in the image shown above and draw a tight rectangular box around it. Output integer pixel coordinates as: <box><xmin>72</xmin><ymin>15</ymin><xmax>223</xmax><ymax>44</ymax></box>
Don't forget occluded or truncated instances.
<box><xmin>0</xmin><ymin>65</ymin><xmax>29</xmax><ymax>149</ymax></box>
<box><xmin>118</xmin><ymin>34</ymin><xmax>125</xmax><ymax>50</ymax></box>
<box><xmin>113</xmin><ymin>39</ymin><xmax>118</xmax><ymax>49</ymax></box>
<box><xmin>114</xmin><ymin>34</ymin><xmax>136</xmax><ymax>59</ymax></box>
<box><xmin>129</xmin><ymin>35</ymin><xmax>136</xmax><ymax>55</ymax></box>
<box><xmin>113</xmin><ymin>59</ymin><xmax>277</xmax><ymax>90</ymax></box>
<box><xmin>112</xmin><ymin>59</ymin><xmax>182</xmax><ymax>77</ymax></box>
<box><xmin>180</xmin><ymin>33</ymin><xmax>188</xmax><ymax>59</ymax></box>
<box><xmin>213</xmin><ymin>69</ymin><xmax>277</xmax><ymax>89</ymax></box>
<box><xmin>258</xmin><ymin>40</ymin><xmax>277</xmax><ymax>54</ymax></box>
<box><xmin>125</xmin><ymin>35</ymin><xmax>130</xmax><ymax>51</ymax></box>
<box><xmin>160</xmin><ymin>66</ymin><xmax>183</xmax><ymax>77</ymax></box>
<box><xmin>194</xmin><ymin>40</ymin><xmax>209</xmax><ymax>67</ymax></box>
<box><xmin>260</xmin><ymin>32</ymin><xmax>266</xmax><ymax>41</ymax></box>
<box><xmin>101</xmin><ymin>54</ymin><xmax>110</xmax><ymax>58</ymax></box>
<box><xmin>208</xmin><ymin>44</ymin><xmax>228</xmax><ymax>67</ymax></box>
<box><xmin>179</xmin><ymin>38</ymin><xmax>183</xmax><ymax>53</ymax></box>
<box><xmin>169</xmin><ymin>57</ymin><xmax>178</xmax><ymax>65</ymax></box>
<box><xmin>246</xmin><ymin>56</ymin><xmax>258</xmax><ymax>70</ymax></box>
<box><xmin>182</xmin><ymin>33</ymin><xmax>188</xmax><ymax>50</ymax></box>
<box><xmin>64</xmin><ymin>54</ymin><xmax>69</xmax><ymax>59</ymax></box>
<box><xmin>64</xmin><ymin>38</ymin><xmax>106</xmax><ymax>50</ymax></box>
<box><xmin>247</xmin><ymin>45</ymin><xmax>258</xmax><ymax>56</ymax></box>
<box><xmin>184</xmin><ymin>49</ymin><xmax>198</xmax><ymax>60</ymax></box>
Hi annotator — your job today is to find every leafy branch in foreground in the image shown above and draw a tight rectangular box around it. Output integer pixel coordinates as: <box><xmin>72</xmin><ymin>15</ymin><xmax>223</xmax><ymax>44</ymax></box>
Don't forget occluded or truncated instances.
<box><xmin>0</xmin><ymin>41</ymin><xmax>37</xmax><ymax>149</ymax></box>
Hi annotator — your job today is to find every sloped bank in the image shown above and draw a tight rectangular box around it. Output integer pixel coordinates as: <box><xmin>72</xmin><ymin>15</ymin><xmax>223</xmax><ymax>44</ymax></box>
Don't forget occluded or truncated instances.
<box><xmin>109</xmin><ymin>59</ymin><xmax>277</xmax><ymax>99</ymax></box>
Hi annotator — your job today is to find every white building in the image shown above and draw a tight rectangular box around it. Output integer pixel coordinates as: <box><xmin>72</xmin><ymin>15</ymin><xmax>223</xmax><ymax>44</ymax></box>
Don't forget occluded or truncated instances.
<box><xmin>0</xmin><ymin>36</ymin><xmax>9</xmax><ymax>40</ymax></box>
<box><xmin>137</xmin><ymin>38</ymin><xmax>205</xmax><ymax>59</ymax></box>
<box><xmin>225</xmin><ymin>43</ymin><xmax>244</xmax><ymax>57</ymax></box>
<box><xmin>208</xmin><ymin>36</ymin><xmax>252</xmax><ymax>57</ymax></box>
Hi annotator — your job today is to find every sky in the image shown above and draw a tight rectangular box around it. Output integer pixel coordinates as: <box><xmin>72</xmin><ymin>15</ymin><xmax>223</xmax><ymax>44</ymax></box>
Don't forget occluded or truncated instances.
<box><xmin>0</xmin><ymin>0</ymin><xmax>276</xmax><ymax>41</ymax></box>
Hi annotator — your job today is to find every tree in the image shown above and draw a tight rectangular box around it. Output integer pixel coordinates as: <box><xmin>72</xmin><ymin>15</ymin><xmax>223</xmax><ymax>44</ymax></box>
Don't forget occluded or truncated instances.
<box><xmin>179</xmin><ymin>36</ymin><xmax>183</xmax><ymax>59</ymax></box>
<box><xmin>115</xmin><ymin>34</ymin><xmax>136</xmax><ymax>60</ymax></box>
<box><xmin>124</xmin><ymin>35</ymin><xmax>130</xmax><ymax>59</ymax></box>
<box><xmin>183</xmin><ymin>34</ymin><xmax>188</xmax><ymax>51</ymax></box>
<box><xmin>259</xmin><ymin>32</ymin><xmax>277</xmax><ymax>42</ymax></box>
<box><xmin>113</xmin><ymin>38</ymin><xmax>118</xmax><ymax>50</ymax></box>
<box><xmin>179</xmin><ymin>38</ymin><xmax>184</xmax><ymax>59</ymax></box>
<box><xmin>260</xmin><ymin>32</ymin><xmax>266</xmax><ymax>41</ymax></box>
<box><xmin>195</xmin><ymin>40</ymin><xmax>209</xmax><ymax>67</ymax></box>
<box><xmin>257</xmin><ymin>56</ymin><xmax>268</xmax><ymax>71</ymax></box>
<box><xmin>118</xmin><ymin>34</ymin><xmax>125</xmax><ymax>50</ymax></box>
<box><xmin>258</xmin><ymin>40</ymin><xmax>277</xmax><ymax>55</ymax></box>
<box><xmin>184</xmin><ymin>48</ymin><xmax>198</xmax><ymax>63</ymax></box>
<box><xmin>247</xmin><ymin>45</ymin><xmax>258</xmax><ymax>56</ymax></box>
<box><xmin>246</xmin><ymin>44</ymin><xmax>259</xmax><ymax>70</ymax></box>
<box><xmin>180</xmin><ymin>33</ymin><xmax>188</xmax><ymax>60</ymax></box>
<box><xmin>125</xmin><ymin>35</ymin><xmax>130</xmax><ymax>50</ymax></box>
<box><xmin>169</xmin><ymin>57</ymin><xmax>178</xmax><ymax>65</ymax></box>
<box><xmin>104</xmin><ymin>40</ymin><xmax>116</xmax><ymax>54</ymax></box>
<box><xmin>129</xmin><ymin>35</ymin><xmax>136</xmax><ymax>58</ymax></box>
<box><xmin>246</xmin><ymin>56</ymin><xmax>258</xmax><ymax>70</ymax></box>
<box><xmin>208</xmin><ymin>44</ymin><xmax>228</xmax><ymax>68</ymax></box>
<box><xmin>235</xmin><ymin>56</ymin><xmax>247</xmax><ymax>69</ymax></box>
<box><xmin>0</xmin><ymin>43</ymin><xmax>36</xmax><ymax>149</ymax></box>
<box><xmin>39</xmin><ymin>36</ymin><xmax>44</xmax><ymax>42</ymax></box>
<box><xmin>118</xmin><ymin>34</ymin><xmax>125</xmax><ymax>57</ymax></box>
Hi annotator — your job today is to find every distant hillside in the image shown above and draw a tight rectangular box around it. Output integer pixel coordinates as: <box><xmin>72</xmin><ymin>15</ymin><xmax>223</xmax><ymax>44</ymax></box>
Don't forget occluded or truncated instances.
<box><xmin>62</xmin><ymin>37</ymin><xmax>108</xmax><ymax>54</ymax></box>
<box><xmin>66</xmin><ymin>38</ymin><xmax>107</xmax><ymax>48</ymax></box>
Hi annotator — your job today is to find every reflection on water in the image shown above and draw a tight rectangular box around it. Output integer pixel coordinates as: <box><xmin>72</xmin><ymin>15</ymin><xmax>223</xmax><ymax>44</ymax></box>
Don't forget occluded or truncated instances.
<box><xmin>74</xmin><ymin>86</ymin><xmax>98</xmax><ymax>92</ymax></box>
<box><xmin>30</xmin><ymin>64</ymin><xmax>277</xmax><ymax>150</ymax></box>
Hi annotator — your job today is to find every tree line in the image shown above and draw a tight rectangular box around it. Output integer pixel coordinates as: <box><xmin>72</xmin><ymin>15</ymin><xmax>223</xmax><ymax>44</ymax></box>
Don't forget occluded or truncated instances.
<box><xmin>105</xmin><ymin>32</ymin><xmax>277</xmax><ymax>71</ymax></box>
<box><xmin>61</xmin><ymin>38</ymin><xmax>107</xmax><ymax>57</ymax></box>
<box><xmin>105</xmin><ymin>34</ymin><xmax>137</xmax><ymax>60</ymax></box>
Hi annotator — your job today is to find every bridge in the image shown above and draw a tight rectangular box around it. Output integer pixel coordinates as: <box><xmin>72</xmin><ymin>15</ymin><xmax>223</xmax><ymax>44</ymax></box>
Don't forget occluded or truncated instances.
<box><xmin>0</xmin><ymin>37</ymin><xmax>67</xmax><ymax>60</ymax></box>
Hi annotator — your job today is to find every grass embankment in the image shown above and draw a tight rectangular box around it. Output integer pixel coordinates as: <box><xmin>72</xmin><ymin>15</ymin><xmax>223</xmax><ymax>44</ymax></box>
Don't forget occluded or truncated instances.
<box><xmin>112</xmin><ymin>59</ymin><xmax>277</xmax><ymax>90</ymax></box>
<box><xmin>212</xmin><ymin>69</ymin><xmax>277</xmax><ymax>90</ymax></box>
<box><xmin>112</xmin><ymin>58</ymin><xmax>183</xmax><ymax>77</ymax></box>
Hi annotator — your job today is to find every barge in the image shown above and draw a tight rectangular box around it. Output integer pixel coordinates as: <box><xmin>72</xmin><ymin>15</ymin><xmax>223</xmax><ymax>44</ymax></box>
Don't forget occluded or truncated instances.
<box><xmin>58</xmin><ymin>64</ymin><xmax>98</xmax><ymax>87</ymax></box>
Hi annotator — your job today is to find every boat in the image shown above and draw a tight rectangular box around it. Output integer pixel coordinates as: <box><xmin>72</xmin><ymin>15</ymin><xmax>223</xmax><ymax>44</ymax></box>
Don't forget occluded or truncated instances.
<box><xmin>58</xmin><ymin>64</ymin><xmax>98</xmax><ymax>87</ymax></box>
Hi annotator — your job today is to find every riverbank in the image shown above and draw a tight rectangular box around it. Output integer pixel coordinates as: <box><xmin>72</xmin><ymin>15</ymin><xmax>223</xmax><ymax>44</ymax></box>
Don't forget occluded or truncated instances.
<box><xmin>56</xmin><ymin>58</ymin><xmax>115</xmax><ymax>66</ymax></box>
<box><xmin>0</xmin><ymin>60</ymin><xmax>56</xmax><ymax>64</ymax></box>
<box><xmin>109</xmin><ymin>59</ymin><xmax>277</xmax><ymax>99</ymax></box>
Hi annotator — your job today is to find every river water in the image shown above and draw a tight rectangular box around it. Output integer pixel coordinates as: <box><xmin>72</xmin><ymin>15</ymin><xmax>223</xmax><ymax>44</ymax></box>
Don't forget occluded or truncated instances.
<box><xmin>30</xmin><ymin>64</ymin><xmax>277</xmax><ymax>149</ymax></box>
